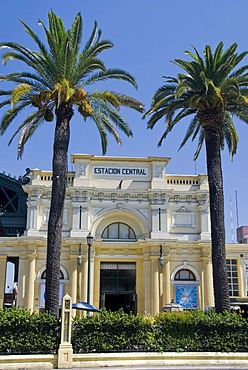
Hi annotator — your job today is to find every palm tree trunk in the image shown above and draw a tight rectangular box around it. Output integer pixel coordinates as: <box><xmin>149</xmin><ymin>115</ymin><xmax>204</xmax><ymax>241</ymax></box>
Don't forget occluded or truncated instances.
<box><xmin>45</xmin><ymin>102</ymin><xmax>73</xmax><ymax>315</ymax></box>
<box><xmin>202</xmin><ymin>112</ymin><xmax>230</xmax><ymax>313</ymax></box>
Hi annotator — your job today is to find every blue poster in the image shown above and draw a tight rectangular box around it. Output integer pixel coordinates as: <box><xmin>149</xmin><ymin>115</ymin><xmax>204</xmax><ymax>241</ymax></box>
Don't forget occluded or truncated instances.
<box><xmin>175</xmin><ymin>284</ymin><xmax>198</xmax><ymax>309</ymax></box>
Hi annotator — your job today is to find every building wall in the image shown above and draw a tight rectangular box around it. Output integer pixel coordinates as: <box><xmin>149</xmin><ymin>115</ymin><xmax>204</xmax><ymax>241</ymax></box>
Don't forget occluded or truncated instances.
<box><xmin>0</xmin><ymin>154</ymin><xmax>247</xmax><ymax>314</ymax></box>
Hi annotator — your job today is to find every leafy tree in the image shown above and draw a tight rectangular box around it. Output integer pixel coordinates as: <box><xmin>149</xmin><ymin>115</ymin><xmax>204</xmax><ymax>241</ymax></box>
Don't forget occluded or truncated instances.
<box><xmin>0</xmin><ymin>11</ymin><xmax>144</xmax><ymax>315</ymax></box>
<box><xmin>144</xmin><ymin>42</ymin><xmax>248</xmax><ymax>312</ymax></box>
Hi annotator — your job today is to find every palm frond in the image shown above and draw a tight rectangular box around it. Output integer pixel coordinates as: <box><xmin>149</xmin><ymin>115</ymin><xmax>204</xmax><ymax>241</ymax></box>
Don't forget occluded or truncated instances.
<box><xmin>11</xmin><ymin>83</ymin><xmax>32</xmax><ymax>108</ymax></box>
<box><xmin>84</xmin><ymin>69</ymin><xmax>138</xmax><ymax>89</ymax></box>
<box><xmin>16</xmin><ymin>112</ymin><xmax>45</xmax><ymax>158</ymax></box>
<box><xmin>0</xmin><ymin>101</ymin><xmax>30</xmax><ymax>135</ymax></box>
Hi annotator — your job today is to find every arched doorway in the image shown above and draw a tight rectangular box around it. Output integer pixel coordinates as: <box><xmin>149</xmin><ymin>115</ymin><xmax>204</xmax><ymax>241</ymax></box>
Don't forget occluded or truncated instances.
<box><xmin>100</xmin><ymin>262</ymin><xmax>136</xmax><ymax>314</ymax></box>
<box><xmin>37</xmin><ymin>266</ymin><xmax>68</xmax><ymax>311</ymax></box>
<box><xmin>172</xmin><ymin>267</ymin><xmax>199</xmax><ymax>309</ymax></box>
<box><xmin>100</xmin><ymin>222</ymin><xmax>137</xmax><ymax>313</ymax></box>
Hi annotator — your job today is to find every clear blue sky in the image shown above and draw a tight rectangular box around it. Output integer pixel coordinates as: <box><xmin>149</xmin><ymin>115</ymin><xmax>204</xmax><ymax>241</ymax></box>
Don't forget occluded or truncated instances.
<box><xmin>1</xmin><ymin>0</ymin><xmax>247</xmax><ymax>242</ymax></box>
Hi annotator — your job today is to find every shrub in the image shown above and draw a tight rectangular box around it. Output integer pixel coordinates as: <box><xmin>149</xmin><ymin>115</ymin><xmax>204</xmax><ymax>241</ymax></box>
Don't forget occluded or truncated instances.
<box><xmin>0</xmin><ymin>308</ymin><xmax>247</xmax><ymax>355</ymax></box>
<box><xmin>153</xmin><ymin>310</ymin><xmax>248</xmax><ymax>352</ymax></box>
<box><xmin>72</xmin><ymin>309</ymin><xmax>156</xmax><ymax>353</ymax></box>
<box><xmin>72</xmin><ymin>309</ymin><xmax>248</xmax><ymax>353</ymax></box>
<box><xmin>0</xmin><ymin>308</ymin><xmax>60</xmax><ymax>354</ymax></box>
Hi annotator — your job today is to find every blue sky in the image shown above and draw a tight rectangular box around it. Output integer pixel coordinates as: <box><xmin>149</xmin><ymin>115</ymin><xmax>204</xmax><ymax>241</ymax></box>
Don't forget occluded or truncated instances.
<box><xmin>1</xmin><ymin>0</ymin><xmax>248</xmax><ymax>242</ymax></box>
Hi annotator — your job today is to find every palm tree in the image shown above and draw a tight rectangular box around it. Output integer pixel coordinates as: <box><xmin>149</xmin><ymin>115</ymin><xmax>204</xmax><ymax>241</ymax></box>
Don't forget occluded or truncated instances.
<box><xmin>0</xmin><ymin>11</ymin><xmax>144</xmax><ymax>315</ymax></box>
<box><xmin>144</xmin><ymin>42</ymin><xmax>248</xmax><ymax>313</ymax></box>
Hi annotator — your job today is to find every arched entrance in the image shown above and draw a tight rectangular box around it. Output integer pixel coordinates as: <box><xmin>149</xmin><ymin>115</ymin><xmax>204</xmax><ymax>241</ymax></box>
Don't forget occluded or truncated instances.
<box><xmin>100</xmin><ymin>262</ymin><xmax>136</xmax><ymax>314</ymax></box>
<box><xmin>37</xmin><ymin>266</ymin><xmax>68</xmax><ymax>311</ymax></box>
<box><xmin>172</xmin><ymin>266</ymin><xmax>200</xmax><ymax>309</ymax></box>
<box><xmin>94</xmin><ymin>210</ymin><xmax>148</xmax><ymax>314</ymax></box>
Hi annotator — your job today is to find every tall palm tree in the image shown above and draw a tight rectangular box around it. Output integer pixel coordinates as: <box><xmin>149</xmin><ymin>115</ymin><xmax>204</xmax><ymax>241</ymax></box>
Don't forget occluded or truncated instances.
<box><xmin>0</xmin><ymin>11</ymin><xmax>144</xmax><ymax>315</ymax></box>
<box><xmin>144</xmin><ymin>42</ymin><xmax>248</xmax><ymax>313</ymax></box>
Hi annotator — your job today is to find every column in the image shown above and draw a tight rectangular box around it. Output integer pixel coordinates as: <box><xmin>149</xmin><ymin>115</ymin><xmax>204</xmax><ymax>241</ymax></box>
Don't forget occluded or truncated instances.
<box><xmin>143</xmin><ymin>254</ymin><xmax>151</xmax><ymax>314</ymax></box>
<box><xmin>151</xmin><ymin>257</ymin><xmax>159</xmax><ymax>316</ymax></box>
<box><xmin>198</xmin><ymin>206</ymin><xmax>211</xmax><ymax>240</ymax></box>
<box><xmin>93</xmin><ymin>259</ymin><xmax>100</xmax><ymax>308</ymax></box>
<box><xmin>77</xmin><ymin>263</ymin><xmax>83</xmax><ymax>302</ymax></box>
<box><xmin>18</xmin><ymin>256</ymin><xmax>28</xmax><ymax>308</ymax></box>
<box><xmin>71</xmin><ymin>205</ymin><xmax>88</xmax><ymax>237</ymax></box>
<box><xmin>163</xmin><ymin>258</ymin><xmax>171</xmax><ymax>305</ymax></box>
<box><xmin>82</xmin><ymin>256</ymin><xmax>88</xmax><ymax>303</ymax></box>
<box><xmin>30</xmin><ymin>205</ymin><xmax>38</xmax><ymax>229</ymax></box>
<box><xmin>159</xmin><ymin>268</ymin><xmax>163</xmax><ymax>310</ymax></box>
<box><xmin>26</xmin><ymin>252</ymin><xmax>36</xmax><ymax>312</ymax></box>
<box><xmin>239</xmin><ymin>255</ymin><xmax>246</xmax><ymax>297</ymax></box>
<box><xmin>0</xmin><ymin>256</ymin><xmax>7</xmax><ymax>308</ymax></box>
<box><xmin>76</xmin><ymin>262</ymin><xmax>83</xmax><ymax>318</ymax></box>
<box><xmin>202</xmin><ymin>258</ymin><xmax>214</xmax><ymax>307</ymax></box>
<box><xmin>81</xmin><ymin>207</ymin><xmax>88</xmax><ymax>230</ymax></box>
<box><xmin>160</xmin><ymin>208</ymin><xmax>168</xmax><ymax>233</ymax></box>
<box><xmin>70</xmin><ymin>256</ymin><xmax>78</xmax><ymax>305</ymax></box>
<box><xmin>151</xmin><ymin>206</ymin><xmax>159</xmax><ymax>233</ymax></box>
<box><xmin>89</xmin><ymin>250</ymin><xmax>95</xmax><ymax>305</ymax></box>
<box><xmin>71</xmin><ymin>204</ymin><xmax>84</xmax><ymax>235</ymax></box>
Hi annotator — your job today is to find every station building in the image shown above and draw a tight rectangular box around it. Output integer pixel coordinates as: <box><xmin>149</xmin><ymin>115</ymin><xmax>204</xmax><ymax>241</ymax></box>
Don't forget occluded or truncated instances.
<box><xmin>0</xmin><ymin>154</ymin><xmax>247</xmax><ymax>315</ymax></box>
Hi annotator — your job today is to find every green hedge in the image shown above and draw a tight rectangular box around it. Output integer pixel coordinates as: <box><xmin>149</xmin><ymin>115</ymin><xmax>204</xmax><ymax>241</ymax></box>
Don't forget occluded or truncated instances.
<box><xmin>0</xmin><ymin>308</ymin><xmax>247</xmax><ymax>355</ymax></box>
<box><xmin>72</xmin><ymin>309</ymin><xmax>248</xmax><ymax>353</ymax></box>
<box><xmin>72</xmin><ymin>309</ymin><xmax>156</xmax><ymax>353</ymax></box>
<box><xmin>155</xmin><ymin>310</ymin><xmax>248</xmax><ymax>352</ymax></box>
<box><xmin>0</xmin><ymin>308</ymin><xmax>60</xmax><ymax>354</ymax></box>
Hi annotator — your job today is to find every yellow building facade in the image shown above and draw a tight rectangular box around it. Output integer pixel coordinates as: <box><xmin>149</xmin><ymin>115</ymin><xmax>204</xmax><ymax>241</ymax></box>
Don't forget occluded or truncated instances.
<box><xmin>0</xmin><ymin>154</ymin><xmax>247</xmax><ymax>314</ymax></box>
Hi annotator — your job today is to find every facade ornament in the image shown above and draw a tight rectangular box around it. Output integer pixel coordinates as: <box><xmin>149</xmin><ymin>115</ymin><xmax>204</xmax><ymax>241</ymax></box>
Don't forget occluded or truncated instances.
<box><xmin>176</xmin><ymin>206</ymin><xmax>191</xmax><ymax>213</ymax></box>
<box><xmin>155</xmin><ymin>165</ymin><xmax>163</xmax><ymax>178</ymax></box>
<box><xmin>19</xmin><ymin>168</ymin><xmax>31</xmax><ymax>185</ymax></box>
<box><xmin>78</xmin><ymin>163</ymin><xmax>86</xmax><ymax>176</ymax></box>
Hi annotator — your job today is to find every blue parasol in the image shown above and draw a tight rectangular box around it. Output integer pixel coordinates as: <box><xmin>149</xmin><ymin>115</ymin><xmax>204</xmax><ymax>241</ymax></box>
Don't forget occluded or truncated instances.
<box><xmin>72</xmin><ymin>301</ymin><xmax>101</xmax><ymax>312</ymax></box>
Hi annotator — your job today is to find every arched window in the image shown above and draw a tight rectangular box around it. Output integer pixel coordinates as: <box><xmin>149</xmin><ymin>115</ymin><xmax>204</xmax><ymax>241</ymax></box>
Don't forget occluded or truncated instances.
<box><xmin>41</xmin><ymin>270</ymin><xmax>64</xmax><ymax>279</ymax></box>
<box><xmin>174</xmin><ymin>269</ymin><xmax>196</xmax><ymax>281</ymax></box>
<box><xmin>102</xmin><ymin>222</ymin><xmax>136</xmax><ymax>240</ymax></box>
<box><xmin>39</xmin><ymin>269</ymin><xmax>66</xmax><ymax>309</ymax></box>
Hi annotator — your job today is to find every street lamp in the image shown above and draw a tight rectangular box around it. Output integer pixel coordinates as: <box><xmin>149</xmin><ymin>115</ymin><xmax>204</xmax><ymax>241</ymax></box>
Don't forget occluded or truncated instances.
<box><xmin>86</xmin><ymin>232</ymin><xmax>94</xmax><ymax>304</ymax></box>
<box><xmin>159</xmin><ymin>245</ymin><xmax>165</xmax><ymax>266</ymax></box>
<box><xmin>77</xmin><ymin>244</ymin><xmax>82</xmax><ymax>266</ymax></box>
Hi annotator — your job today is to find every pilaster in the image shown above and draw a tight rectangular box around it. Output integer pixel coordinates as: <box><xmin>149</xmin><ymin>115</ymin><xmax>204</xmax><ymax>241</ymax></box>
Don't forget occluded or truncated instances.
<box><xmin>26</xmin><ymin>251</ymin><xmax>37</xmax><ymax>311</ymax></box>
<box><xmin>0</xmin><ymin>255</ymin><xmax>7</xmax><ymax>308</ymax></box>
<box><xmin>151</xmin><ymin>256</ymin><xmax>159</xmax><ymax>315</ymax></box>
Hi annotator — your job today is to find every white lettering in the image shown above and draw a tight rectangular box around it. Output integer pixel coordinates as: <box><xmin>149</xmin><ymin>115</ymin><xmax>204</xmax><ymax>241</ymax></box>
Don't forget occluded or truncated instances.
<box><xmin>93</xmin><ymin>166</ymin><xmax>148</xmax><ymax>176</ymax></box>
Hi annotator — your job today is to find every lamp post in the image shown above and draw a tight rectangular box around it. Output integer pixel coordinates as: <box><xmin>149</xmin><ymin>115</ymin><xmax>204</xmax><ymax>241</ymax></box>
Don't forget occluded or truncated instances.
<box><xmin>77</xmin><ymin>244</ymin><xmax>82</xmax><ymax>266</ymax></box>
<box><xmin>86</xmin><ymin>232</ymin><xmax>93</xmax><ymax>304</ymax></box>
<box><xmin>159</xmin><ymin>245</ymin><xmax>165</xmax><ymax>266</ymax></box>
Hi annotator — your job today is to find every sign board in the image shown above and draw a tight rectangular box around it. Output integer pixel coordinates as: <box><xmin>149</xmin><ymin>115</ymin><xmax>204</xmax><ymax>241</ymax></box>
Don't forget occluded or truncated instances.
<box><xmin>93</xmin><ymin>166</ymin><xmax>148</xmax><ymax>176</ymax></box>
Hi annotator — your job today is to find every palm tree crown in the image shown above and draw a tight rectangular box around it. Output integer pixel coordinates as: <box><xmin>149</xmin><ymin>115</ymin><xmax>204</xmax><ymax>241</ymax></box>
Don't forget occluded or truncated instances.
<box><xmin>145</xmin><ymin>42</ymin><xmax>248</xmax><ymax>312</ymax></box>
<box><xmin>145</xmin><ymin>42</ymin><xmax>248</xmax><ymax>159</ymax></box>
<box><xmin>0</xmin><ymin>11</ymin><xmax>144</xmax><ymax>157</ymax></box>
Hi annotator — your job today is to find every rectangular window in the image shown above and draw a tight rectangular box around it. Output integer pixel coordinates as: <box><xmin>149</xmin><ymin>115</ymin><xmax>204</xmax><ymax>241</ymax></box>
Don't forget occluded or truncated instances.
<box><xmin>226</xmin><ymin>259</ymin><xmax>239</xmax><ymax>297</ymax></box>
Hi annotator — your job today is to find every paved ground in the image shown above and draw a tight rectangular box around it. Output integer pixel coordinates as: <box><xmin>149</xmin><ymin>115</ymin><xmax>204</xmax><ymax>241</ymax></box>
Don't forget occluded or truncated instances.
<box><xmin>64</xmin><ymin>366</ymin><xmax>248</xmax><ymax>370</ymax></box>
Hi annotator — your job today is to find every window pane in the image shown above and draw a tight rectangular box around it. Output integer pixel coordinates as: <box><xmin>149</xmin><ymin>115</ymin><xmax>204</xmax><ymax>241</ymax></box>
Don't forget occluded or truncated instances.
<box><xmin>119</xmin><ymin>223</ymin><xmax>129</xmax><ymax>239</ymax></box>
<box><xmin>175</xmin><ymin>269</ymin><xmax>195</xmax><ymax>281</ymax></box>
<box><xmin>129</xmin><ymin>229</ymin><xmax>135</xmax><ymax>239</ymax></box>
<box><xmin>226</xmin><ymin>258</ymin><xmax>239</xmax><ymax>297</ymax></box>
<box><xmin>180</xmin><ymin>270</ymin><xmax>190</xmax><ymax>280</ymax></box>
<box><xmin>102</xmin><ymin>228</ymin><xmax>108</xmax><ymax>238</ymax></box>
<box><xmin>102</xmin><ymin>223</ymin><xmax>136</xmax><ymax>240</ymax></box>
<box><xmin>108</xmin><ymin>224</ymin><xmax>118</xmax><ymax>238</ymax></box>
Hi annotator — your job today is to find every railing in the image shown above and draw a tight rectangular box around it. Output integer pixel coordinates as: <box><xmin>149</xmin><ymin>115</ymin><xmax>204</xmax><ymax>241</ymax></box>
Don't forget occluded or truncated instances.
<box><xmin>31</xmin><ymin>171</ymin><xmax>75</xmax><ymax>184</ymax></box>
<box><xmin>166</xmin><ymin>175</ymin><xmax>199</xmax><ymax>186</ymax></box>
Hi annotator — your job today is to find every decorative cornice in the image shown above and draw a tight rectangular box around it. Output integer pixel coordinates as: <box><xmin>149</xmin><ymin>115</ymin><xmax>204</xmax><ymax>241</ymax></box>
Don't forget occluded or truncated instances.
<box><xmin>71</xmin><ymin>153</ymin><xmax>170</xmax><ymax>164</ymax></box>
